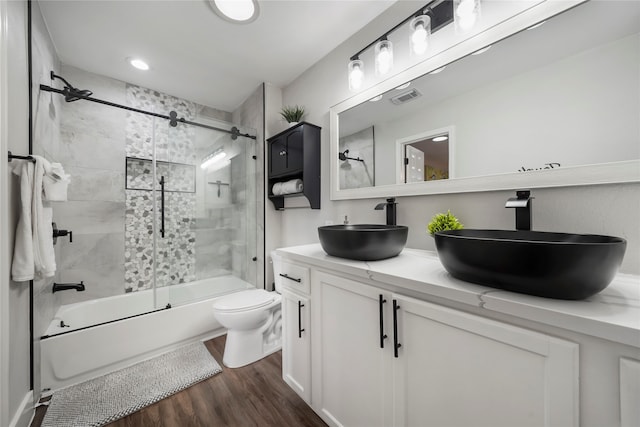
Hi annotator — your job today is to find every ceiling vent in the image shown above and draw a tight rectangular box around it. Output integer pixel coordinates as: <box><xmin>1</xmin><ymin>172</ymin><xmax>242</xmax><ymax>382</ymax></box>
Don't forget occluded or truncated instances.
<box><xmin>390</xmin><ymin>88</ymin><xmax>422</xmax><ymax>105</ymax></box>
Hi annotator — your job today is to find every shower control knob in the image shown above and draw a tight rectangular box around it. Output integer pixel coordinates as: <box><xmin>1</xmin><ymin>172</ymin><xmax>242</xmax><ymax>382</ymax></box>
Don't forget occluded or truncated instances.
<box><xmin>52</xmin><ymin>222</ymin><xmax>73</xmax><ymax>245</ymax></box>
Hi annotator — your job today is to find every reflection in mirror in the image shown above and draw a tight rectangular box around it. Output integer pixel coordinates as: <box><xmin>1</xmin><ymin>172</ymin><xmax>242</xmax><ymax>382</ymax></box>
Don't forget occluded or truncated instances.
<box><xmin>398</xmin><ymin>128</ymin><xmax>451</xmax><ymax>184</ymax></box>
<box><xmin>336</xmin><ymin>0</ymin><xmax>640</xmax><ymax>195</ymax></box>
<box><xmin>339</xmin><ymin>126</ymin><xmax>375</xmax><ymax>189</ymax></box>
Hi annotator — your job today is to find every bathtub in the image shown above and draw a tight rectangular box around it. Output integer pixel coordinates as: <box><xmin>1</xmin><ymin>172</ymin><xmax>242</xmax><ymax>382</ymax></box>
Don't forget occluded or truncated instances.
<box><xmin>40</xmin><ymin>275</ymin><xmax>253</xmax><ymax>393</ymax></box>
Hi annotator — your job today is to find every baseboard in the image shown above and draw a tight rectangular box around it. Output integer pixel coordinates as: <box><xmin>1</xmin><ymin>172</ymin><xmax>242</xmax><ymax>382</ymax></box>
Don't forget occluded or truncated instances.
<box><xmin>9</xmin><ymin>390</ymin><xmax>33</xmax><ymax>427</ymax></box>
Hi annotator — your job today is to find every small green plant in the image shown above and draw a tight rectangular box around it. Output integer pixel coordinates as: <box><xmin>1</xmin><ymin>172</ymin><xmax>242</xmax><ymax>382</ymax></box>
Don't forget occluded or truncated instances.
<box><xmin>279</xmin><ymin>105</ymin><xmax>305</xmax><ymax>123</ymax></box>
<box><xmin>427</xmin><ymin>210</ymin><xmax>464</xmax><ymax>236</ymax></box>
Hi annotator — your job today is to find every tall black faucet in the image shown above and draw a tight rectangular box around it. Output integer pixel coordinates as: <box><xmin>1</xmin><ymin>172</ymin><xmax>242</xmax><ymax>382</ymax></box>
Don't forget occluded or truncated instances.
<box><xmin>375</xmin><ymin>197</ymin><xmax>397</xmax><ymax>226</ymax></box>
<box><xmin>505</xmin><ymin>190</ymin><xmax>533</xmax><ymax>231</ymax></box>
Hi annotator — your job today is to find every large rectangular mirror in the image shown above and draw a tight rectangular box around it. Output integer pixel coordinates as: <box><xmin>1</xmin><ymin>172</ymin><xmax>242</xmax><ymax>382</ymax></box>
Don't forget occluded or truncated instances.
<box><xmin>331</xmin><ymin>0</ymin><xmax>640</xmax><ymax>200</ymax></box>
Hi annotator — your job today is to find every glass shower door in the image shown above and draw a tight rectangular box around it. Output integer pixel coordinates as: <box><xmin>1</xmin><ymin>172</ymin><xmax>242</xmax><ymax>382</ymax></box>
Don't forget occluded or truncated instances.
<box><xmin>165</xmin><ymin>118</ymin><xmax>258</xmax><ymax>307</ymax></box>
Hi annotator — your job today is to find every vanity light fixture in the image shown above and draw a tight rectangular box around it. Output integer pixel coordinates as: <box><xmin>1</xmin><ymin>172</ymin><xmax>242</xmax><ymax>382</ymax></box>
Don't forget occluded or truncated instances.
<box><xmin>347</xmin><ymin>0</ymin><xmax>456</xmax><ymax>92</ymax></box>
<box><xmin>208</xmin><ymin>0</ymin><xmax>259</xmax><ymax>24</ymax></box>
<box><xmin>201</xmin><ymin>147</ymin><xmax>227</xmax><ymax>170</ymax></box>
<box><xmin>410</xmin><ymin>14</ymin><xmax>431</xmax><ymax>56</ymax></box>
<box><xmin>127</xmin><ymin>58</ymin><xmax>149</xmax><ymax>71</ymax></box>
<box><xmin>375</xmin><ymin>39</ymin><xmax>394</xmax><ymax>76</ymax></box>
<box><xmin>454</xmin><ymin>0</ymin><xmax>481</xmax><ymax>33</ymax></box>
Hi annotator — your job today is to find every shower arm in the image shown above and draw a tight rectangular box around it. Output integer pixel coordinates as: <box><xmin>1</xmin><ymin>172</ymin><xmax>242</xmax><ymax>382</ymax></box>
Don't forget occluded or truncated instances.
<box><xmin>339</xmin><ymin>149</ymin><xmax>364</xmax><ymax>162</ymax></box>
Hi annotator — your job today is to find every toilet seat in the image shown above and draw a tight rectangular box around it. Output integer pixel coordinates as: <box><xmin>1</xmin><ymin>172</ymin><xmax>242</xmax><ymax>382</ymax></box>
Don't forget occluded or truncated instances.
<box><xmin>213</xmin><ymin>289</ymin><xmax>276</xmax><ymax>313</ymax></box>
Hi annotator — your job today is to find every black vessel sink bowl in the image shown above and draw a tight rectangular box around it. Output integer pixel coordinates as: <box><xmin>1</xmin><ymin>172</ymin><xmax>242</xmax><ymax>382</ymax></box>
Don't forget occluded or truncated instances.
<box><xmin>318</xmin><ymin>224</ymin><xmax>409</xmax><ymax>261</ymax></box>
<box><xmin>435</xmin><ymin>229</ymin><xmax>626</xmax><ymax>300</ymax></box>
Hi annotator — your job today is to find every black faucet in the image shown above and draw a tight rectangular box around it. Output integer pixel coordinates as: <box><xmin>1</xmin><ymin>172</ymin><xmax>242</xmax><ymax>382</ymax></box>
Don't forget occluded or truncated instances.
<box><xmin>52</xmin><ymin>281</ymin><xmax>85</xmax><ymax>293</ymax></box>
<box><xmin>374</xmin><ymin>197</ymin><xmax>397</xmax><ymax>226</ymax></box>
<box><xmin>505</xmin><ymin>190</ymin><xmax>533</xmax><ymax>231</ymax></box>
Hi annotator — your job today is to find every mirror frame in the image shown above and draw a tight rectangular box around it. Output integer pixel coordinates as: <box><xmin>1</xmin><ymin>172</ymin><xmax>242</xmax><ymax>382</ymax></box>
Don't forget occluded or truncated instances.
<box><xmin>330</xmin><ymin>0</ymin><xmax>639</xmax><ymax>201</ymax></box>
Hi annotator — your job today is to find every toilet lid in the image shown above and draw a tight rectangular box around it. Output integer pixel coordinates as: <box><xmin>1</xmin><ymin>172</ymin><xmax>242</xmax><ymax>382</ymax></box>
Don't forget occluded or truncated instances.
<box><xmin>213</xmin><ymin>289</ymin><xmax>276</xmax><ymax>312</ymax></box>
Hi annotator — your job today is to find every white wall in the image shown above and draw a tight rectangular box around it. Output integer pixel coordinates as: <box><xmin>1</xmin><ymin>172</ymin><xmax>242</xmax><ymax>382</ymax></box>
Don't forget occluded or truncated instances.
<box><xmin>278</xmin><ymin>2</ymin><xmax>640</xmax><ymax>275</ymax></box>
<box><xmin>1</xmin><ymin>0</ymin><xmax>34</xmax><ymax>425</ymax></box>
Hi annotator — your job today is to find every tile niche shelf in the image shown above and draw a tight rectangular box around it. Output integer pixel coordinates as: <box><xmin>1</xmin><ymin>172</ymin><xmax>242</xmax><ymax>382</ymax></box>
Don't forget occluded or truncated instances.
<box><xmin>267</xmin><ymin>122</ymin><xmax>321</xmax><ymax>210</ymax></box>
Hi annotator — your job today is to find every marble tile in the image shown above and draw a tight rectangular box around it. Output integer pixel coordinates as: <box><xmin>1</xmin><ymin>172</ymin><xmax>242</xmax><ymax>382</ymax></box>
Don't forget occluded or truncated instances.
<box><xmin>59</xmin><ymin>127</ymin><xmax>125</xmax><ymax>171</ymax></box>
<box><xmin>57</xmin><ymin>232</ymin><xmax>124</xmax><ymax>271</ymax></box>
<box><xmin>56</xmin><ymin>266</ymin><xmax>126</xmax><ymax>306</ymax></box>
<box><xmin>66</xmin><ymin>166</ymin><xmax>125</xmax><ymax>202</ymax></box>
<box><xmin>53</xmin><ymin>201</ymin><xmax>125</xmax><ymax>235</ymax></box>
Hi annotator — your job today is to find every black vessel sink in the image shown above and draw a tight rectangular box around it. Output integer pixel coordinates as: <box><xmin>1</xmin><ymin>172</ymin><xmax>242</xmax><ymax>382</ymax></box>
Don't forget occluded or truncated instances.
<box><xmin>435</xmin><ymin>229</ymin><xmax>626</xmax><ymax>300</ymax></box>
<box><xmin>318</xmin><ymin>224</ymin><xmax>408</xmax><ymax>261</ymax></box>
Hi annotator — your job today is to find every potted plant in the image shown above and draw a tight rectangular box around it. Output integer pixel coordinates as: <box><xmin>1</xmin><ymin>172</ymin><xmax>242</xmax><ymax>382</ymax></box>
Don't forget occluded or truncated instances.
<box><xmin>427</xmin><ymin>210</ymin><xmax>464</xmax><ymax>237</ymax></box>
<box><xmin>280</xmin><ymin>105</ymin><xmax>305</xmax><ymax>126</ymax></box>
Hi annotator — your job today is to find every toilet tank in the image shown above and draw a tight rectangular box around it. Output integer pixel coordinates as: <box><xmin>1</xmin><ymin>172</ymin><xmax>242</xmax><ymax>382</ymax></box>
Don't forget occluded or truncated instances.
<box><xmin>271</xmin><ymin>250</ymin><xmax>283</xmax><ymax>293</ymax></box>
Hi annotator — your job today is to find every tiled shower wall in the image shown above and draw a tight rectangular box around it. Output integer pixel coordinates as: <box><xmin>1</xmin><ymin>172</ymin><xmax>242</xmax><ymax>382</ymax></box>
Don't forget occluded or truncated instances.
<box><xmin>48</xmin><ymin>65</ymin><xmax>254</xmax><ymax>302</ymax></box>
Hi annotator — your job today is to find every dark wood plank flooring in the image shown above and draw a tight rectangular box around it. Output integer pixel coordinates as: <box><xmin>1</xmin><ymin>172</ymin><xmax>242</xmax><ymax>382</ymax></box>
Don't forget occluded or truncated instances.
<box><xmin>32</xmin><ymin>335</ymin><xmax>327</xmax><ymax>427</ymax></box>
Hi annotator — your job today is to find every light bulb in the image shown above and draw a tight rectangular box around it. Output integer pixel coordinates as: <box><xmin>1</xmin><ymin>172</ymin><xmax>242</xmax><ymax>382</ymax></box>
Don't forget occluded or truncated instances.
<box><xmin>201</xmin><ymin>149</ymin><xmax>227</xmax><ymax>170</ymax></box>
<box><xmin>410</xmin><ymin>15</ymin><xmax>431</xmax><ymax>56</ymax></box>
<box><xmin>375</xmin><ymin>40</ymin><xmax>393</xmax><ymax>76</ymax></box>
<box><xmin>348</xmin><ymin>59</ymin><xmax>364</xmax><ymax>91</ymax></box>
<box><xmin>210</xmin><ymin>0</ymin><xmax>259</xmax><ymax>23</ymax></box>
<box><xmin>455</xmin><ymin>0</ymin><xmax>481</xmax><ymax>32</ymax></box>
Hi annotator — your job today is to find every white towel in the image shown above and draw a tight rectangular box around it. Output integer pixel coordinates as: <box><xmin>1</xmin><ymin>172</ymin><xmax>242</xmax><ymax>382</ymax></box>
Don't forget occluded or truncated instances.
<box><xmin>280</xmin><ymin>179</ymin><xmax>303</xmax><ymax>195</ymax></box>
<box><xmin>43</xmin><ymin>162</ymin><xmax>70</xmax><ymax>202</ymax></box>
<box><xmin>11</xmin><ymin>156</ymin><xmax>57</xmax><ymax>282</ymax></box>
<box><xmin>273</xmin><ymin>179</ymin><xmax>303</xmax><ymax>196</ymax></box>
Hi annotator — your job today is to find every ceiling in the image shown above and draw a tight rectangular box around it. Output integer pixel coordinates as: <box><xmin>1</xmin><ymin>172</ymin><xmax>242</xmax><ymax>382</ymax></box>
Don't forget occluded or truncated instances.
<box><xmin>38</xmin><ymin>0</ymin><xmax>396</xmax><ymax>112</ymax></box>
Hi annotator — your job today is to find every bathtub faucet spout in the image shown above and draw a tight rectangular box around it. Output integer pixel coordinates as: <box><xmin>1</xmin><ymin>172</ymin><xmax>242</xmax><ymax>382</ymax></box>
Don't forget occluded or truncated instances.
<box><xmin>52</xmin><ymin>281</ymin><xmax>85</xmax><ymax>293</ymax></box>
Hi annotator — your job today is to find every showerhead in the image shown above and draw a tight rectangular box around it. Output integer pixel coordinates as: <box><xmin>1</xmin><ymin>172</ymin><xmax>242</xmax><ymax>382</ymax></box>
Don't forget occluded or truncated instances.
<box><xmin>64</xmin><ymin>88</ymin><xmax>93</xmax><ymax>102</ymax></box>
<box><xmin>338</xmin><ymin>149</ymin><xmax>349</xmax><ymax>161</ymax></box>
<box><xmin>50</xmin><ymin>71</ymin><xmax>93</xmax><ymax>102</ymax></box>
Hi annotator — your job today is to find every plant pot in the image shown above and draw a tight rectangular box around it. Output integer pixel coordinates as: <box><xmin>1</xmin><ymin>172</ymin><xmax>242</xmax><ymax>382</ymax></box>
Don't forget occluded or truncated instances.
<box><xmin>288</xmin><ymin>121</ymin><xmax>299</xmax><ymax>128</ymax></box>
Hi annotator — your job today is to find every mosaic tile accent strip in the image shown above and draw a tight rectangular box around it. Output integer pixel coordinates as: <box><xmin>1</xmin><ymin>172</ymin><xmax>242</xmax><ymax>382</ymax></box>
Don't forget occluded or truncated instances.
<box><xmin>125</xmin><ymin>158</ymin><xmax>195</xmax><ymax>192</ymax></box>
<box><xmin>124</xmin><ymin>190</ymin><xmax>195</xmax><ymax>292</ymax></box>
<box><xmin>125</xmin><ymin>85</ymin><xmax>196</xmax><ymax>165</ymax></box>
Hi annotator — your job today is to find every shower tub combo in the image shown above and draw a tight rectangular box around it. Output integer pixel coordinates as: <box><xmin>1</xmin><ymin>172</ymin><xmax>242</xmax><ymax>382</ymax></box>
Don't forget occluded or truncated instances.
<box><xmin>41</xmin><ymin>276</ymin><xmax>252</xmax><ymax>393</ymax></box>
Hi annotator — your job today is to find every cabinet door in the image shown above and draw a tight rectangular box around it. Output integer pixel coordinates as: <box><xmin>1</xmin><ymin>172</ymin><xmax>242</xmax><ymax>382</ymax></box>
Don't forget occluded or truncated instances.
<box><xmin>282</xmin><ymin>290</ymin><xmax>311</xmax><ymax>403</ymax></box>
<box><xmin>392</xmin><ymin>294</ymin><xmax>579</xmax><ymax>427</ymax></box>
<box><xmin>285</xmin><ymin>127</ymin><xmax>304</xmax><ymax>172</ymax></box>
<box><xmin>269</xmin><ymin>136</ymin><xmax>288</xmax><ymax>177</ymax></box>
<box><xmin>313</xmin><ymin>272</ymin><xmax>392</xmax><ymax>427</ymax></box>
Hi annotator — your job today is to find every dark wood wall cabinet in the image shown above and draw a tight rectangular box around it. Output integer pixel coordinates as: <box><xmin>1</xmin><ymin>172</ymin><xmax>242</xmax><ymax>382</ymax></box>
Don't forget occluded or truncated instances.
<box><xmin>267</xmin><ymin>122</ymin><xmax>321</xmax><ymax>210</ymax></box>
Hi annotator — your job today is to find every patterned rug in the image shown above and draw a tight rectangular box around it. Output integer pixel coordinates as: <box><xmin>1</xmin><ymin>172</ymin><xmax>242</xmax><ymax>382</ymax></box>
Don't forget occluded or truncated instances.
<box><xmin>41</xmin><ymin>341</ymin><xmax>222</xmax><ymax>427</ymax></box>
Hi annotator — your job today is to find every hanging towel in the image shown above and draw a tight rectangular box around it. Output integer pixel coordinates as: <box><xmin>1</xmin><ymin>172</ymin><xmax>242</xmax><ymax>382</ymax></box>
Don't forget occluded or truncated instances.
<box><xmin>11</xmin><ymin>156</ymin><xmax>57</xmax><ymax>282</ymax></box>
<box><xmin>43</xmin><ymin>162</ymin><xmax>71</xmax><ymax>201</ymax></box>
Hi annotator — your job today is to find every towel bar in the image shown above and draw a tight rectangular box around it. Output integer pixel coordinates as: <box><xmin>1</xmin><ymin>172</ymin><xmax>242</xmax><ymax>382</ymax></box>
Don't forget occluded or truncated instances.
<box><xmin>8</xmin><ymin>151</ymin><xmax>36</xmax><ymax>163</ymax></box>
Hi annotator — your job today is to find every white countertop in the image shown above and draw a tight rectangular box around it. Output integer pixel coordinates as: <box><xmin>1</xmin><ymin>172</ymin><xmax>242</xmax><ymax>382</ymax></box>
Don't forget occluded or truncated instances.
<box><xmin>276</xmin><ymin>244</ymin><xmax>640</xmax><ymax>348</ymax></box>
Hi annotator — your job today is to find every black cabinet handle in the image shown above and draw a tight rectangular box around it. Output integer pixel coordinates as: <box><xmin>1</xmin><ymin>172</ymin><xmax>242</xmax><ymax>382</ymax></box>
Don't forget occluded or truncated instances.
<box><xmin>379</xmin><ymin>294</ymin><xmax>388</xmax><ymax>348</ymax></box>
<box><xmin>279</xmin><ymin>273</ymin><xmax>301</xmax><ymax>283</ymax></box>
<box><xmin>159</xmin><ymin>176</ymin><xmax>165</xmax><ymax>238</ymax></box>
<box><xmin>393</xmin><ymin>299</ymin><xmax>402</xmax><ymax>358</ymax></box>
<box><xmin>298</xmin><ymin>300</ymin><xmax>305</xmax><ymax>338</ymax></box>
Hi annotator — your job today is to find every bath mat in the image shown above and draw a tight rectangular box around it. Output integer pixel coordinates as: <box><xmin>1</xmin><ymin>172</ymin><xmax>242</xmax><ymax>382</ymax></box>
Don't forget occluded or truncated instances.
<box><xmin>41</xmin><ymin>341</ymin><xmax>222</xmax><ymax>427</ymax></box>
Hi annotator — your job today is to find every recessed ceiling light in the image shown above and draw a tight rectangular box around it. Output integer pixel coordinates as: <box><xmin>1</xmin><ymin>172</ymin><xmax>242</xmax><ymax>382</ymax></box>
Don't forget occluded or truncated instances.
<box><xmin>472</xmin><ymin>45</ymin><xmax>492</xmax><ymax>55</ymax></box>
<box><xmin>433</xmin><ymin>136</ymin><xmax>448</xmax><ymax>142</ymax></box>
<box><xmin>369</xmin><ymin>95</ymin><xmax>383</xmax><ymax>102</ymax></box>
<box><xmin>395</xmin><ymin>82</ymin><xmax>411</xmax><ymax>90</ymax></box>
<box><xmin>429</xmin><ymin>66</ymin><xmax>446</xmax><ymax>75</ymax></box>
<box><xmin>209</xmin><ymin>0</ymin><xmax>259</xmax><ymax>24</ymax></box>
<box><xmin>128</xmin><ymin>58</ymin><xmax>149</xmax><ymax>71</ymax></box>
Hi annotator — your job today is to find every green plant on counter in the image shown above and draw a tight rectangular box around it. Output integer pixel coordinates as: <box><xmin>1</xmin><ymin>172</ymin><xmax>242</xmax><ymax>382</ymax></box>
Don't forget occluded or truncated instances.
<box><xmin>427</xmin><ymin>210</ymin><xmax>464</xmax><ymax>236</ymax></box>
<box><xmin>279</xmin><ymin>105</ymin><xmax>305</xmax><ymax>123</ymax></box>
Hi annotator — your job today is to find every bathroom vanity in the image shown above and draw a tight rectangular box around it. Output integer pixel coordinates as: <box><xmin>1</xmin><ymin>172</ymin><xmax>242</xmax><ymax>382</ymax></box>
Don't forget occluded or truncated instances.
<box><xmin>277</xmin><ymin>244</ymin><xmax>640</xmax><ymax>427</ymax></box>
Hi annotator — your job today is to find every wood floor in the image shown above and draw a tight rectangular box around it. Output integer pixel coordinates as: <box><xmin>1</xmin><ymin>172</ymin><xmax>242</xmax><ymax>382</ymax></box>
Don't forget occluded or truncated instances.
<box><xmin>32</xmin><ymin>335</ymin><xmax>327</xmax><ymax>427</ymax></box>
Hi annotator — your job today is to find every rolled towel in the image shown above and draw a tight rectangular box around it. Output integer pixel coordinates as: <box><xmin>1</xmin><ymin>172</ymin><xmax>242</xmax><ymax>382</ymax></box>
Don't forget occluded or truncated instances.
<box><xmin>272</xmin><ymin>182</ymin><xmax>283</xmax><ymax>196</ymax></box>
<box><xmin>280</xmin><ymin>179</ymin><xmax>303</xmax><ymax>195</ymax></box>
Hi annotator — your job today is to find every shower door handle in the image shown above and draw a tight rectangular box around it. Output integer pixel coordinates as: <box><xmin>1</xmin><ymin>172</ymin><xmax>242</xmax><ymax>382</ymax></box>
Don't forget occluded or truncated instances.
<box><xmin>159</xmin><ymin>176</ymin><xmax>165</xmax><ymax>238</ymax></box>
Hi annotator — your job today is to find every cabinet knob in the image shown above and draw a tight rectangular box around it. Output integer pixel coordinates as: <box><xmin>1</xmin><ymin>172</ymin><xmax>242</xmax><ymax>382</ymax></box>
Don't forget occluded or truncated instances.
<box><xmin>279</xmin><ymin>150</ymin><xmax>287</xmax><ymax>156</ymax></box>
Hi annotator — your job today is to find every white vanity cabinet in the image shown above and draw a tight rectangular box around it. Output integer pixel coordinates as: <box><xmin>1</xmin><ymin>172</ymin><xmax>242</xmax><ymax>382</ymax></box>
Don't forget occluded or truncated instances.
<box><xmin>311</xmin><ymin>272</ymin><xmax>393</xmax><ymax>427</ymax></box>
<box><xmin>280</xmin><ymin>260</ymin><xmax>312</xmax><ymax>403</ymax></box>
<box><xmin>391</xmin><ymin>294</ymin><xmax>578</xmax><ymax>427</ymax></box>
<box><xmin>277</xmin><ymin>245</ymin><xmax>640</xmax><ymax>427</ymax></box>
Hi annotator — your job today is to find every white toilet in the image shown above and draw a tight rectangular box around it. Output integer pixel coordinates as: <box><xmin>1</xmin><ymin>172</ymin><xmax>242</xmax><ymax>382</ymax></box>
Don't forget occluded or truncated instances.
<box><xmin>212</xmin><ymin>252</ymin><xmax>283</xmax><ymax>368</ymax></box>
